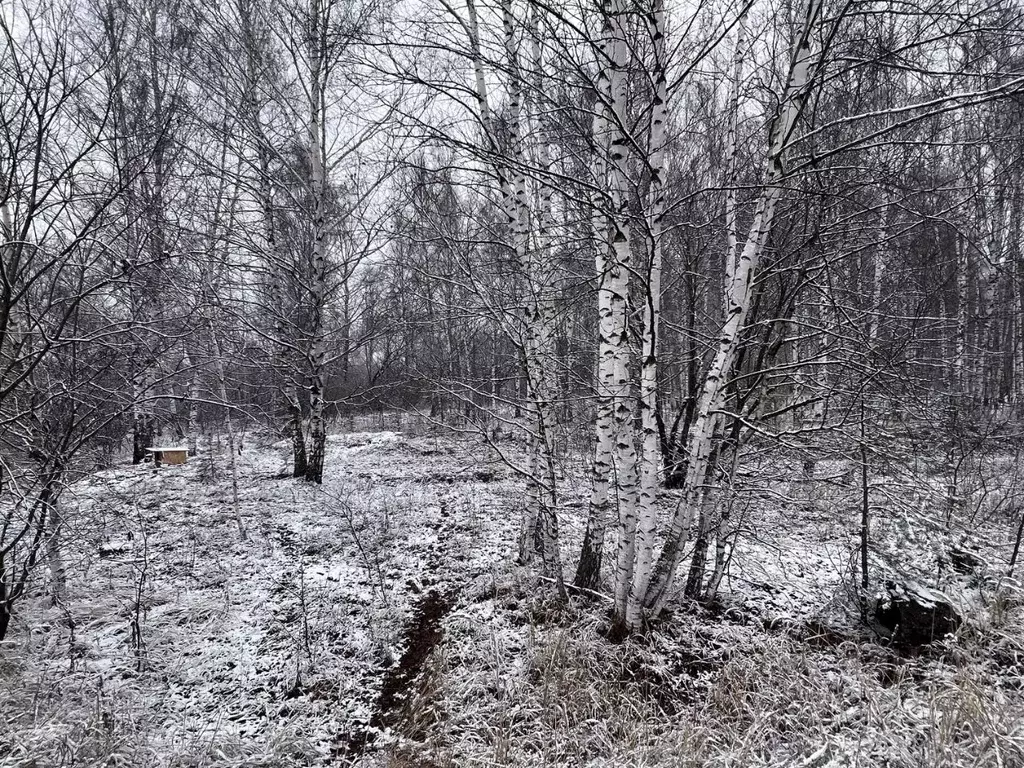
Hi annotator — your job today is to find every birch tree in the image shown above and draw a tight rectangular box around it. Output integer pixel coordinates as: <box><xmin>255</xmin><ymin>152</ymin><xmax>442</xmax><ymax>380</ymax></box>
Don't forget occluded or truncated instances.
<box><xmin>302</xmin><ymin>0</ymin><xmax>331</xmax><ymax>484</ymax></box>
<box><xmin>463</xmin><ymin>0</ymin><xmax>566</xmax><ymax>593</ymax></box>
<box><xmin>216</xmin><ymin>0</ymin><xmax>385</xmax><ymax>483</ymax></box>
<box><xmin>642</xmin><ymin>0</ymin><xmax>828</xmax><ymax>619</ymax></box>
<box><xmin>620</xmin><ymin>0</ymin><xmax>670</xmax><ymax>631</ymax></box>
<box><xmin>574</xmin><ymin>0</ymin><xmax>636</xmax><ymax>594</ymax></box>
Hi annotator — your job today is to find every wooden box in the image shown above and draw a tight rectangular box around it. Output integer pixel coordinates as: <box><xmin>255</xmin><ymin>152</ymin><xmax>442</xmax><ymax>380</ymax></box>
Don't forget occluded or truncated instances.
<box><xmin>147</xmin><ymin>446</ymin><xmax>188</xmax><ymax>466</ymax></box>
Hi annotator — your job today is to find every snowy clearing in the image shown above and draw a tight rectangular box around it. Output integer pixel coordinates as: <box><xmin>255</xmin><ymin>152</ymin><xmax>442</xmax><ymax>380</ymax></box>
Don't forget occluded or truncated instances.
<box><xmin>2</xmin><ymin>427</ymin><xmax>1023</xmax><ymax>767</ymax></box>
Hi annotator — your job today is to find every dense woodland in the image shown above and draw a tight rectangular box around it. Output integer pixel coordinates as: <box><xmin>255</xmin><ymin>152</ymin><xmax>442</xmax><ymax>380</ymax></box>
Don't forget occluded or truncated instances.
<box><xmin>4</xmin><ymin>0</ymin><xmax>1024</xmax><ymax>763</ymax></box>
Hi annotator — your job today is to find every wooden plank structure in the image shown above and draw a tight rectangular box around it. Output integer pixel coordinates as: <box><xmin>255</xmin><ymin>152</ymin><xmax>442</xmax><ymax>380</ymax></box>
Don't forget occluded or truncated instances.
<box><xmin>146</xmin><ymin>446</ymin><xmax>189</xmax><ymax>466</ymax></box>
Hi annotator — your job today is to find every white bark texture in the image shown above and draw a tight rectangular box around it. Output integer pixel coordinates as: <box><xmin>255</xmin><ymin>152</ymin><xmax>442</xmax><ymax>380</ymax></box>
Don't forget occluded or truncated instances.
<box><xmin>868</xmin><ymin>202</ymin><xmax>888</xmax><ymax>345</ymax></box>
<box><xmin>975</xmin><ymin>150</ymin><xmax>1008</xmax><ymax>404</ymax></box>
<box><xmin>306</xmin><ymin>0</ymin><xmax>328</xmax><ymax>484</ymax></box>
<box><xmin>574</xmin><ymin>5</ymin><xmax>617</xmax><ymax>590</ymax></box>
<box><xmin>467</xmin><ymin>0</ymin><xmax>564</xmax><ymax>592</ymax></box>
<box><xmin>1014</xmin><ymin>183</ymin><xmax>1024</xmax><ymax>404</ymax></box>
<box><xmin>622</xmin><ymin>0</ymin><xmax>669</xmax><ymax>630</ymax></box>
<box><xmin>601</xmin><ymin>0</ymin><xmax>640</xmax><ymax>624</ymax></box>
<box><xmin>643</xmin><ymin>0</ymin><xmax>825</xmax><ymax>616</ymax></box>
<box><xmin>0</xmin><ymin>185</ymin><xmax>21</xmax><ymax>385</ymax></box>
<box><xmin>527</xmin><ymin>6</ymin><xmax>563</xmax><ymax>581</ymax></box>
<box><xmin>46</xmin><ymin>498</ymin><xmax>66</xmax><ymax>605</ymax></box>
<box><xmin>722</xmin><ymin>12</ymin><xmax>747</xmax><ymax>304</ymax></box>
<box><xmin>954</xmin><ymin>235</ymin><xmax>968</xmax><ymax>396</ymax></box>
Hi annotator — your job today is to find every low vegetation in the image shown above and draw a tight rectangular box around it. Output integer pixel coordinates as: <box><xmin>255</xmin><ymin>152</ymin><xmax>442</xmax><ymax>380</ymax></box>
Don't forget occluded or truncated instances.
<box><xmin>2</xmin><ymin>426</ymin><xmax>1022</xmax><ymax>767</ymax></box>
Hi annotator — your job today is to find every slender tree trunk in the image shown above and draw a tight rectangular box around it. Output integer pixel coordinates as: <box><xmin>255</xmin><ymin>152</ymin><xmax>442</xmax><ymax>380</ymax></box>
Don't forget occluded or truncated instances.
<box><xmin>503</xmin><ymin>0</ymin><xmax>562</xmax><ymax>589</ymax></box>
<box><xmin>103</xmin><ymin>0</ymin><xmax>157</xmax><ymax>466</ymax></box>
<box><xmin>954</xmin><ymin>235</ymin><xmax>969</xmax><ymax>398</ymax></box>
<box><xmin>685</xmin><ymin>504</ymin><xmax>713</xmax><ymax>598</ymax></box>
<box><xmin>574</xmin><ymin>13</ymin><xmax>616</xmax><ymax>591</ymax></box>
<box><xmin>305</xmin><ymin>0</ymin><xmax>328</xmax><ymax>485</ymax></box>
<box><xmin>705</xmin><ymin>441</ymin><xmax>741</xmax><ymax>601</ymax></box>
<box><xmin>598</xmin><ymin>0</ymin><xmax>640</xmax><ymax>626</ymax></box>
<box><xmin>306</xmin><ymin>360</ymin><xmax>326</xmax><ymax>483</ymax></box>
<box><xmin>288</xmin><ymin>383</ymin><xmax>308</xmax><ymax>478</ymax></box>
<box><xmin>680</xmin><ymin>11</ymin><xmax>747</xmax><ymax>606</ymax></box>
<box><xmin>239</xmin><ymin>0</ymin><xmax>310</xmax><ymax>479</ymax></box>
<box><xmin>859</xmin><ymin>405</ymin><xmax>870</xmax><ymax>592</ymax></box>
<box><xmin>621</xmin><ymin>0</ymin><xmax>669</xmax><ymax>632</ymax></box>
<box><xmin>945</xmin><ymin>232</ymin><xmax>970</xmax><ymax>522</ymax></box>
<box><xmin>213</xmin><ymin>330</ymin><xmax>247</xmax><ymax>538</ymax></box>
<box><xmin>643</xmin><ymin>0</ymin><xmax>825</xmax><ymax>617</ymax></box>
<box><xmin>47</xmin><ymin>499</ymin><xmax>66</xmax><ymax>605</ymax></box>
<box><xmin>1014</xmin><ymin>228</ymin><xmax>1024</xmax><ymax>408</ymax></box>
<box><xmin>974</xmin><ymin>148</ymin><xmax>1005</xmax><ymax>407</ymax></box>
<box><xmin>722</xmin><ymin>11</ymin><xmax>746</xmax><ymax>304</ymax></box>
<box><xmin>466</xmin><ymin>0</ymin><xmax>564</xmax><ymax>594</ymax></box>
<box><xmin>869</xmin><ymin>201</ymin><xmax>888</xmax><ymax>346</ymax></box>
<box><xmin>0</xmin><ymin>180</ymin><xmax>18</xmax><ymax>383</ymax></box>
<box><xmin>133</xmin><ymin>365</ymin><xmax>155</xmax><ymax>464</ymax></box>
<box><xmin>527</xmin><ymin>6</ymin><xmax>563</xmax><ymax>588</ymax></box>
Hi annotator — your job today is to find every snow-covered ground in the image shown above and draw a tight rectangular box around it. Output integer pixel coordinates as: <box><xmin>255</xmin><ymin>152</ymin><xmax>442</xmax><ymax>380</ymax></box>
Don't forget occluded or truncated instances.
<box><xmin>1</xmin><ymin>429</ymin><xmax>520</xmax><ymax>765</ymax></box>
<box><xmin>2</xmin><ymin>427</ymin><xmax>1023</xmax><ymax>767</ymax></box>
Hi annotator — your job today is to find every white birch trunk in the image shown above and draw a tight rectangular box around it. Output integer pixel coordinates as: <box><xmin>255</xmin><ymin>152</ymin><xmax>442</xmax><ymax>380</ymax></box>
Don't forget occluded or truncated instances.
<box><xmin>529</xmin><ymin>6</ymin><xmax>562</xmax><ymax>577</ymax></box>
<box><xmin>508</xmin><ymin>0</ymin><xmax>562</xmax><ymax>589</ymax></box>
<box><xmin>868</xmin><ymin>202</ymin><xmax>888</xmax><ymax>346</ymax></box>
<box><xmin>622</xmin><ymin>0</ymin><xmax>668</xmax><ymax>631</ymax></box>
<box><xmin>574</xmin><ymin>15</ymin><xmax>616</xmax><ymax>590</ymax></box>
<box><xmin>959</xmin><ymin>138</ymin><xmax>1002</xmax><ymax>406</ymax></box>
<box><xmin>1014</xmin><ymin>207</ymin><xmax>1024</xmax><ymax>406</ymax></box>
<box><xmin>977</xmin><ymin>166</ymin><xmax>1007</xmax><ymax>406</ymax></box>
<box><xmin>643</xmin><ymin>0</ymin><xmax>824</xmax><ymax>616</ymax></box>
<box><xmin>286</xmin><ymin>380</ymin><xmax>307</xmax><ymax>477</ymax></box>
<box><xmin>467</xmin><ymin>0</ymin><xmax>564</xmax><ymax>593</ymax></box>
<box><xmin>722</xmin><ymin>12</ymin><xmax>746</xmax><ymax>305</ymax></box>
<box><xmin>501</xmin><ymin>0</ymin><xmax>539</xmax><ymax>556</ymax></box>
<box><xmin>946</xmin><ymin>232</ymin><xmax>971</xmax><ymax>522</ymax></box>
<box><xmin>240</xmin><ymin>0</ymin><xmax>307</xmax><ymax>478</ymax></box>
<box><xmin>705</xmin><ymin>443</ymin><xmax>741</xmax><ymax>601</ymax></box>
<box><xmin>0</xmin><ymin>180</ymin><xmax>20</xmax><ymax>390</ymax></box>
<box><xmin>954</xmin><ymin>235</ymin><xmax>969</xmax><ymax>397</ymax></box>
<box><xmin>681</xmin><ymin>6</ymin><xmax>749</xmax><ymax>605</ymax></box>
<box><xmin>601</xmin><ymin>0</ymin><xmax>640</xmax><ymax>624</ymax></box>
<box><xmin>502</xmin><ymin>0</ymin><xmax>542</xmax><ymax>560</ymax></box>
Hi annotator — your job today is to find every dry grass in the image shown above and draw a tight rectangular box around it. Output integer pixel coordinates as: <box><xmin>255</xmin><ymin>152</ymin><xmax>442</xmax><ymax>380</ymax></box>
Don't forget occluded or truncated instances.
<box><xmin>411</xmin><ymin>588</ymin><xmax>1024</xmax><ymax>768</ymax></box>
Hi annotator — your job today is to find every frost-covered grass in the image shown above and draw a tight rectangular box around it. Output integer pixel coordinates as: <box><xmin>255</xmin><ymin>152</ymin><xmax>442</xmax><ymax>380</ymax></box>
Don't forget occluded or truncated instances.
<box><xmin>422</xmin><ymin>590</ymin><xmax>1024</xmax><ymax>767</ymax></box>
<box><xmin>1</xmin><ymin>427</ymin><xmax>519</xmax><ymax>766</ymax></box>
<box><xmin>2</xmin><ymin>425</ymin><xmax>1023</xmax><ymax>767</ymax></box>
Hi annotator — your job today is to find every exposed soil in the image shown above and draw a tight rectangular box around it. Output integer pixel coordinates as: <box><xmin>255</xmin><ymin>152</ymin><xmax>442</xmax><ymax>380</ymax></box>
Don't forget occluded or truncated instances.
<box><xmin>338</xmin><ymin>588</ymin><xmax>455</xmax><ymax>758</ymax></box>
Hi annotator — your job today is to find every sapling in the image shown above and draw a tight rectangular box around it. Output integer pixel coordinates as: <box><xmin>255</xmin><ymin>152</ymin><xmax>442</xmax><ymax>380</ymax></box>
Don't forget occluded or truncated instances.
<box><xmin>859</xmin><ymin>403</ymin><xmax>871</xmax><ymax>607</ymax></box>
<box><xmin>128</xmin><ymin>512</ymin><xmax>150</xmax><ymax>673</ymax></box>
